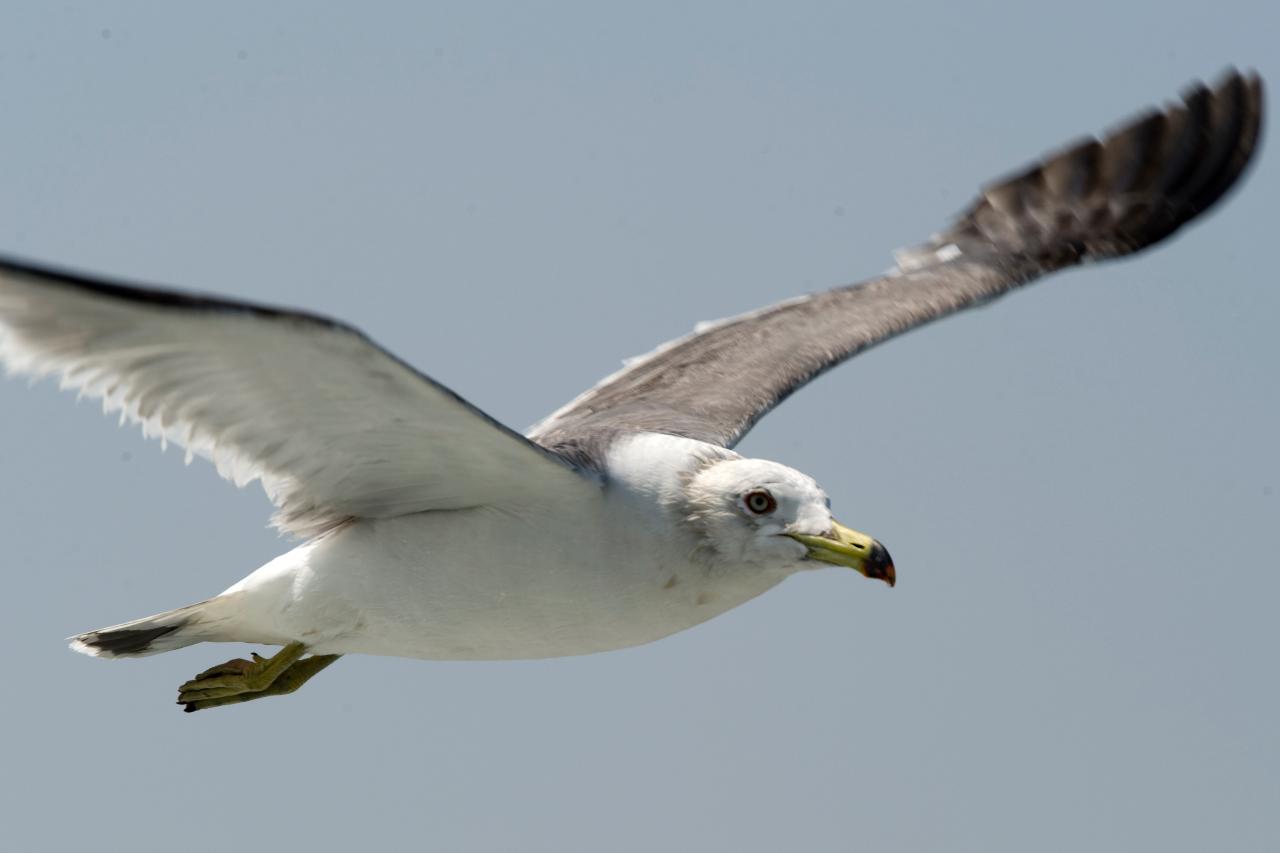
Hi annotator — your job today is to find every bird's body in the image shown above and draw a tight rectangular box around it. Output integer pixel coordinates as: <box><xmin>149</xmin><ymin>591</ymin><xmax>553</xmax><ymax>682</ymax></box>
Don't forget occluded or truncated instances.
<box><xmin>221</xmin><ymin>434</ymin><xmax>791</xmax><ymax>661</ymax></box>
<box><xmin>0</xmin><ymin>70</ymin><xmax>1263</xmax><ymax>710</ymax></box>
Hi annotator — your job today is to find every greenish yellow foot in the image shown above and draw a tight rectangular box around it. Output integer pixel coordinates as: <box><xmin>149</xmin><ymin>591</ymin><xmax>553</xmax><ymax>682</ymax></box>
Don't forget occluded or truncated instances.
<box><xmin>178</xmin><ymin>642</ymin><xmax>341</xmax><ymax>713</ymax></box>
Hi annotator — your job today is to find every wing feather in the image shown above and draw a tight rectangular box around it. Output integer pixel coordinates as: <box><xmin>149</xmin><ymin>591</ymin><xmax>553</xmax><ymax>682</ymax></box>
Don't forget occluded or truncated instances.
<box><xmin>0</xmin><ymin>258</ymin><xmax>592</xmax><ymax>537</ymax></box>
<box><xmin>530</xmin><ymin>70</ymin><xmax>1263</xmax><ymax>457</ymax></box>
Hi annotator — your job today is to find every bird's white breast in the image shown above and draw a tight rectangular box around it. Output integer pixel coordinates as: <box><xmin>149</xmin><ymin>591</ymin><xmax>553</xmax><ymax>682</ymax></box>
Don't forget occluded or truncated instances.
<box><xmin>225</xmin><ymin>433</ymin><xmax>787</xmax><ymax>660</ymax></box>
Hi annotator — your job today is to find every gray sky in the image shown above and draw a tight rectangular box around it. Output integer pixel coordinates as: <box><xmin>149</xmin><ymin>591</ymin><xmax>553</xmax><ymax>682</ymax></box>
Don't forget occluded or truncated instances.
<box><xmin>1</xmin><ymin>3</ymin><xmax>1275</xmax><ymax>851</ymax></box>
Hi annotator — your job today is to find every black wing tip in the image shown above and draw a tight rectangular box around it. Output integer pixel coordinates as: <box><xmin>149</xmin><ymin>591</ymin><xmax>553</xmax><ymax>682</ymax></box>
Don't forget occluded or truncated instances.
<box><xmin>906</xmin><ymin>68</ymin><xmax>1264</xmax><ymax>272</ymax></box>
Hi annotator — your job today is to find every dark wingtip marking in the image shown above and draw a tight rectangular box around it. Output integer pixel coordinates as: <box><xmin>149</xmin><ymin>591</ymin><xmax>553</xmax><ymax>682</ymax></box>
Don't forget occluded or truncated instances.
<box><xmin>932</xmin><ymin>68</ymin><xmax>1265</xmax><ymax>270</ymax></box>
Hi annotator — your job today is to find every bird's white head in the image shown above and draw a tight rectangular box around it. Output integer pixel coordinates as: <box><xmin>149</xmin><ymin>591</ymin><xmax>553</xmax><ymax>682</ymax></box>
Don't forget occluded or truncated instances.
<box><xmin>681</xmin><ymin>456</ymin><xmax>894</xmax><ymax>585</ymax></box>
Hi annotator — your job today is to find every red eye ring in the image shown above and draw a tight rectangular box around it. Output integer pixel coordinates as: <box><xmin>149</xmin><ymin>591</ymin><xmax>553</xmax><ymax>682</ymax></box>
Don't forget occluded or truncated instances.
<box><xmin>744</xmin><ymin>490</ymin><xmax>777</xmax><ymax>515</ymax></box>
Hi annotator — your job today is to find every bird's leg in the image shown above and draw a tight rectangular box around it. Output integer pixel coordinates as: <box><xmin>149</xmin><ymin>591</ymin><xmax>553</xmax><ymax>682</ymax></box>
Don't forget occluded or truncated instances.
<box><xmin>178</xmin><ymin>641</ymin><xmax>307</xmax><ymax>704</ymax></box>
<box><xmin>181</xmin><ymin>653</ymin><xmax>342</xmax><ymax>713</ymax></box>
<box><xmin>177</xmin><ymin>642</ymin><xmax>341</xmax><ymax>712</ymax></box>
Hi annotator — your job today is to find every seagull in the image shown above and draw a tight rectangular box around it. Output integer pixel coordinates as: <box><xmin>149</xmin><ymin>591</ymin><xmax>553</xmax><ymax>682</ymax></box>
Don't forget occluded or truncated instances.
<box><xmin>0</xmin><ymin>70</ymin><xmax>1263</xmax><ymax>712</ymax></box>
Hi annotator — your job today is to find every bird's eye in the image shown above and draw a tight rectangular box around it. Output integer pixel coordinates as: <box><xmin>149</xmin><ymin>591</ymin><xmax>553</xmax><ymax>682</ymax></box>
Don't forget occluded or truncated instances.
<box><xmin>744</xmin><ymin>490</ymin><xmax>776</xmax><ymax>515</ymax></box>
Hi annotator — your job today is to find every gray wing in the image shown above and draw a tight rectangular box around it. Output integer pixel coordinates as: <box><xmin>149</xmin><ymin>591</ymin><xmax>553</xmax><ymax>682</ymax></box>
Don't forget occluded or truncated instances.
<box><xmin>529</xmin><ymin>70</ymin><xmax>1264</xmax><ymax>462</ymax></box>
<box><xmin>0</xmin><ymin>258</ymin><xmax>595</xmax><ymax>538</ymax></box>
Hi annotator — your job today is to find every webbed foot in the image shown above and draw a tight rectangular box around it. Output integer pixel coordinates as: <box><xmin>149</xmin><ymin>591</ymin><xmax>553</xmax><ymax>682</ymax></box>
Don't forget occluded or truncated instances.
<box><xmin>178</xmin><ymin>642</ymin><xmax>341</xmax><ymax>712</ymax></box>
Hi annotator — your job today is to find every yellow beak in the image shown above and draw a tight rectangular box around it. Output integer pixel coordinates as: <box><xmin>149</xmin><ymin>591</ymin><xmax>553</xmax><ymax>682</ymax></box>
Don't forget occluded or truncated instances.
<box><xmin>786</xmin><ymin>520</ymin><xmax>895</xmax><ymax>587</ymax></box>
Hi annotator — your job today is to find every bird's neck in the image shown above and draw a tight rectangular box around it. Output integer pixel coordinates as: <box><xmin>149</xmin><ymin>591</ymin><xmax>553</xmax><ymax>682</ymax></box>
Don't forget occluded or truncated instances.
<box><xmin>603</xmin><ymin>432</ymin><xmax>738</xmax><ymax>506</ymax></box>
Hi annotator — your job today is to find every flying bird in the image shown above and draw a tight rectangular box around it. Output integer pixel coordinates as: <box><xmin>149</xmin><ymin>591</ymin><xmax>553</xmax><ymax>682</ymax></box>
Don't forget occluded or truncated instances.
<box><xmin>0</xmin><ymin>70</ymin><xmax>1263</xmax><ymax>712</ymax></box>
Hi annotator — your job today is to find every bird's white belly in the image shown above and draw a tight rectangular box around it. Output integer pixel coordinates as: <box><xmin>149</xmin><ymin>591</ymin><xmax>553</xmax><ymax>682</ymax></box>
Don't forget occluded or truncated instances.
<box><xmin>226</xmin><ymin>502</ymin><xmax>785</xmax><ymax>660</ymax></box>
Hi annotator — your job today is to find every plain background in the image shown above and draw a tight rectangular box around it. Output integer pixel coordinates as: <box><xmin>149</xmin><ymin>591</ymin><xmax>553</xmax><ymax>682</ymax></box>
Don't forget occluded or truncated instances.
<box><xmin>0</xmin><ymin>3</ymin><xmax>1275</xmax><ymax>851</ymax></box>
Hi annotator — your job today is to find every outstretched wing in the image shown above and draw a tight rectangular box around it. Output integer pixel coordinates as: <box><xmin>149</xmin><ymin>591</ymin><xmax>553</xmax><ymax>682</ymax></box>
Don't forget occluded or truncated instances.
<box><xmin>530</xmin><ymin>70</ymin><xmax>1263</xmax><ymax>460</ymax></box>
<box><xmin>0</xmin><ymin>258</ymin><xmax>593</xmax><ymax>537</ymax></box>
